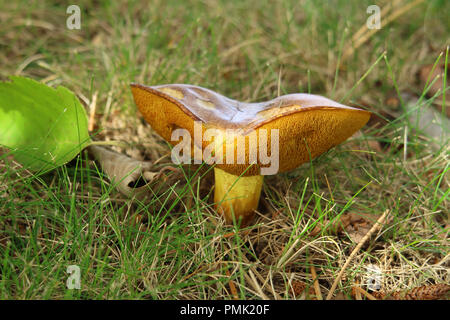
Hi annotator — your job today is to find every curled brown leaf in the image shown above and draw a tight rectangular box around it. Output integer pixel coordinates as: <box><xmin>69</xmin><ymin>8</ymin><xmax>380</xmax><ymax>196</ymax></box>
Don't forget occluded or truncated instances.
<box><xmin>88</xmin><ymin>145</ymin><xmax>182</xmax><ymax>199</ymax></box>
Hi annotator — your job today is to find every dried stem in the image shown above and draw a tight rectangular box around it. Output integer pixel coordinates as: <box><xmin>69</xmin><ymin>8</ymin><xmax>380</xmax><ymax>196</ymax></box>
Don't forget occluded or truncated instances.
<box><xmin>326</xmin><ymin>209</ymin><xmax>390</xmax><ymax>300</ymax></box>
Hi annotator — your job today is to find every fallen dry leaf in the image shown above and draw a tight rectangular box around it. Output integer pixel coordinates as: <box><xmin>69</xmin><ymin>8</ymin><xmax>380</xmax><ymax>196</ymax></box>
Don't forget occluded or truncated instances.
<box><xmin>339</xmin><ymin>212</ymin><xmax>375</xmax><ymax>243</ymax></box>
<box><xmin>333</xmin><ymin>292</ymin><xmax>348</xmax><ymax>300</ymax></box>
<box><xmin>291</xmin><ymin>280</ymin><xmax>316</xmax><ymax>299</ymax></box>
<box><xmin>312</xmin><ymin>212</ymin><xmax>382</xmax><ymax>243</ymax></box>
<box><xmin>310</xmin><ymin>211</ymin><xmax>383</xmax><ymax>243</ymax></box>
<box><xmin>89</xmin><ymin>145</ymin><xmax>183</xmax><ymax>200</ymax></box>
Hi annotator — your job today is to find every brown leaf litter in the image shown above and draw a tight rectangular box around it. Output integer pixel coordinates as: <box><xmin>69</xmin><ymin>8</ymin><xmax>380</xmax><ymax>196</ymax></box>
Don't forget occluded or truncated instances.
<box><xmin>310</xmin><ymin>211</ymin><xmax>385</xmax><ymax>244</ymax></box>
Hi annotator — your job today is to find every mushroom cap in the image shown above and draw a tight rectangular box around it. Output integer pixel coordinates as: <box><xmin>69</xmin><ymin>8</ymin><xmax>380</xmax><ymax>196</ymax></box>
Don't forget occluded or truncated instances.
<box><xmin>131</xmin><ymin>83</ymin><xmax>371</xmax><ymax>176</ymax></box>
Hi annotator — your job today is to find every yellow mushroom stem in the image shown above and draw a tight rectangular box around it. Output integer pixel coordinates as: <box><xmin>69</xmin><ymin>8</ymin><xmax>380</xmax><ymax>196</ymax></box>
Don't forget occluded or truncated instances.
<box><xmin>214</xmin><ymin>167</ymin><xmax>264</xmax><ymax>226</ymax></box>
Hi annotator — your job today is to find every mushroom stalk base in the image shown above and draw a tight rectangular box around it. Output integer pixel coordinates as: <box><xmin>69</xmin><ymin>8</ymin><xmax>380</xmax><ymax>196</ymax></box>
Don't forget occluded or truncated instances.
<box><xmin>214</xmin><ymin>167</ymin><xmax>264</xmax><ymax>226</ymax></box>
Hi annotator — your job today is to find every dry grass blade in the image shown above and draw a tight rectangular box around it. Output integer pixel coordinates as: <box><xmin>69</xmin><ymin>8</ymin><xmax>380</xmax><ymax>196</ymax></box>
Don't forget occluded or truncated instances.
<box><xmin>326</xmin><ymin>209</ymin><xmax>390</xmax><ymax>300</ymax></box>
<box><xmin>310</xmin><ymin>263</ymin><xmax>323</xmax><ymax>300</ymax></box>
<box><xmin>15</xmin><ymin>54</ymin><xmax>45</xmax><ymax>75</ymax></box>
<box><xmin>341</xmin><ymin>0</ymin><xmax>425</xmax><ymax>64</ymax></box>
<box><xmin>246</xmin><ymin>269</ymin><xmax>269</xmax><ymax>300</ymax></box>
<box><xmin>352</xmin><ymin>281</ymin><xmax>363</xmax><ymax>300</ymax></box>
<box><xmin>349</xmin><ymin>0</ymin><xmax>400</xmax><ymax>43</ymax></box>
<box><xmin>352</xmin><ymin>285</ymin><xmax>378</xmax><ymax>300</ymax></box>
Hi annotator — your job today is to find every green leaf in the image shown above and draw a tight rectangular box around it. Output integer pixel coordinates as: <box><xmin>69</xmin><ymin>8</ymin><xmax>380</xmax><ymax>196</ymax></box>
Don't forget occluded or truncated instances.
<box><xmin>0</xmin><ymin>76</ymin><xmax>92</xmax><ymax>173</ymax></box>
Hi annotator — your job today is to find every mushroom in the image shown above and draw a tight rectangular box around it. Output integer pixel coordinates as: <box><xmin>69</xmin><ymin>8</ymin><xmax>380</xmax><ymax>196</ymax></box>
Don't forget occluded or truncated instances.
<box><xmin>130</xmin><ymin>83</ymin><xmax>370</xmax><ymax>226</ymax></box>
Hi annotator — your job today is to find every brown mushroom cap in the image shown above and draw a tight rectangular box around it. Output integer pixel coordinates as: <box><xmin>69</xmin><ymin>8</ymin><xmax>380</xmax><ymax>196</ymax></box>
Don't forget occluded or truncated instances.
<box><xmin>131</xmin><ymin>83</ymin><xmax>371</xmax><ymax>176</ymax></box>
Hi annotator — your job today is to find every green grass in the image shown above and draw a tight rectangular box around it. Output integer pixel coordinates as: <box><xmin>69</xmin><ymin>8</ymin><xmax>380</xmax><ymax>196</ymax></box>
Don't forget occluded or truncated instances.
<box><xmin>0</xmin><ymin>0</ymin><xmax>449</xmax><ymax>299</ymax></box>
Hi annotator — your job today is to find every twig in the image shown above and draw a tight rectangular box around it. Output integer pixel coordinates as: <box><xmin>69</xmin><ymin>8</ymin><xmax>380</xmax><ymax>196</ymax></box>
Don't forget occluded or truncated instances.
<box><xmin>310</xmin><ymin>263</ymin><xmax>323</xmax><ymax>300</ymax></box>
<box><xmin>353</xmin><ymin>286</ymin><xmax>378</xmax><ymax>300</ymax></box>
<box><xmin>326</xmin><ymin>209</ymin><xmax>390</xmax><ymax>300</ymax></box>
